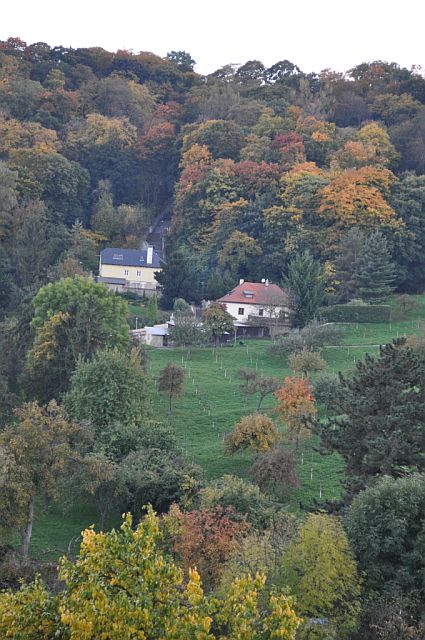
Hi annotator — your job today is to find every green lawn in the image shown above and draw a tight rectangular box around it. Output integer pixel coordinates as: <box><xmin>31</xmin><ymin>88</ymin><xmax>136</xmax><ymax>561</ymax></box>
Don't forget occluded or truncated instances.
<box><xmin>24</xmin><ymin>295</ymin><xmax>425</xmax><ymax>559</ymax></box>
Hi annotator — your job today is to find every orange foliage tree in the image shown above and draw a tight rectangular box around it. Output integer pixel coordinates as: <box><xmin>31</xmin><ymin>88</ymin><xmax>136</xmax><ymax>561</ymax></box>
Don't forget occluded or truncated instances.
<box><xmin>165</xmin><ymin>504</ymin><xmax>249</xmax><ymax>590</ymax></box>
<box><xmin>275</xmin><ymin>377</ymin><xmax>316</xmax><ymax>448</ymax></box>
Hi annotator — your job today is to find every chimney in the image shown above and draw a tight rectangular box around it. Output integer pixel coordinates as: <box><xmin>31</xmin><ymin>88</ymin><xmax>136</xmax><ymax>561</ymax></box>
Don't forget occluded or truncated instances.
<box><xmin>147</xmin><ymin>246</ymin><xmax>153</xmax><ymax>265</ymax></box>
<box><xmin>265</xmin><ymin>279</ymin><xmax>269</xmax><ymax>286</ymax></box>
<box><xmin>239</xmin><ymin>279</ymin><xmax>244</xmax><ymax>285</ymax></box>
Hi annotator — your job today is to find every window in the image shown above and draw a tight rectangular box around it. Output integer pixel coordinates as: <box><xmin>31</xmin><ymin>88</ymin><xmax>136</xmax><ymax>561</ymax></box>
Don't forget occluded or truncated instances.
<box><xmin>243</xmin><ymin>290</ymin><xmax>254</xmax><ymax>299</ymax></box>
<box><xmin>136</xmin><ymin>270</ymin><xmax>141</xmax><ymax>277</ymax></box>
<box><xmin>124</xmin><ymin>269</ymin><xmax>129</xmax><ymax>276</ymax></box>
<box><xmin>238</xmin><ymin>307</ymin><xmax>245</xmax><ymax>315</ymax></box>
<box><xmin>259</xmin><ymin>309</ymin><xmax>264</xmax><ymax>316</ymax></box>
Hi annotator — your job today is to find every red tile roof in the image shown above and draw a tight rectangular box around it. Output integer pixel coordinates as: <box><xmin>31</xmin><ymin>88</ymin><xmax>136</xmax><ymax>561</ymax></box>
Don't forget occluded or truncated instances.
<box><xmin>217</xmin><ymin>282</ymin><xmax>288</xmax><ymax>306</ymax></box>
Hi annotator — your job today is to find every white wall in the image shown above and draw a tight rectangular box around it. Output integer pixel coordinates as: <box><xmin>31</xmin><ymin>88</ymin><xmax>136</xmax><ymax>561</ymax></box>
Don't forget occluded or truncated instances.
<box><xmin>223</xmin><ymin>301</ymin><xmax>286</xmax><ymax>322</ymax></box>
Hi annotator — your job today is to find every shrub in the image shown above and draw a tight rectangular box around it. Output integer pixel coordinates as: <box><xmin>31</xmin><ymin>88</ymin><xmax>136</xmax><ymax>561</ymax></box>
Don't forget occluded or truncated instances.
<box><xmin>250</xmin><ymin>447</ymin><xmax>299</xmax><ymax>499</ymax></box>
<box><xmin>270</xmin><ymin>320</ymin><xmax>343</xmax><ymax>358</ymax></box>
<box><xmin>199</xmin><ymin>474</ymin><xmax>276</xmax><ymax>529</ymax></box>
<box><xmin>313</xmin><ymin>371</ymin><xmax>343</xmax><ymax>411</ymax></box>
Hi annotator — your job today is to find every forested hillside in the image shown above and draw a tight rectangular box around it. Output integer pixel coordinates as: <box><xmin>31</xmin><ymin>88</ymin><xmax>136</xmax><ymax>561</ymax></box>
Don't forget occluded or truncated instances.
<box><xmin>1</xmin><ymin>37</ymin><xmax>425</xmax><ymax>315</ymax></box>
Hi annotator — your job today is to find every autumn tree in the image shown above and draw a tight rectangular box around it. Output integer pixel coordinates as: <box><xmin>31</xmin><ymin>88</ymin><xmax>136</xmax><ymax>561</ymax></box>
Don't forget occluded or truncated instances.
<box><xmin>275</xmin><ymin>377</ymin><xmax>316</xmax><ymax>448</ymax></box>
<box><xmin>166</xmin><ymin>504</ymin><xmax>249</xmax><ymax>590</ymax></box>
<box><xmin>286</xmin><ymin>251</ymin><xmax>325</xmax><ymax>328</ymax></box>
<box><xmin>279</xmin><ymin>513</ymin><xmax>361</xmax><ymax>638</ymax></box>
<box><xmin>237</xmin><ymin>368</ymin><xmax>281</xmax><ymax>411</ymax></box>
<box><xmin>225</xmin><ymin>413</ymin><xmax>280</xmax><ymax>454</ymax></box>
<box><xmin>0</xmin><ymin>510</ymin><xmax>301</xmax><ymax>639</ymax></box>
<box><xmin>203</xmin><ymin>302</ymin><xmax>234</xmax><ymax>346</ymax></box>
<box><xmin>158</xmin><ymin>363</ymin><xmax>185</xmax><ymax>414</ymax></box>
<box><xmin>0</xmin><ymin>401</ymin><xmax>90</xmax><ymax>557</ymax></box>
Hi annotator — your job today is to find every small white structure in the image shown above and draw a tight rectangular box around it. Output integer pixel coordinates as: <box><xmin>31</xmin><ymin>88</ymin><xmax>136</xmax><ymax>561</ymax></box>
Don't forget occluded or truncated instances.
<box><xmin>217</xmin><ymin>280</ymin><xmax>290</xmax><ymax>337</ymax></box>
<box><xmin>131</xmin><ymin>324</ymin><xmax>169</xmax><ymax>347</ymax></box>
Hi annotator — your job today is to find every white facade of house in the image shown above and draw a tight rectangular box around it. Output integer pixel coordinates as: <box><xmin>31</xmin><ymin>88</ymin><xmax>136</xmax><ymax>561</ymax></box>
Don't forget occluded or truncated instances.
<box><xmin>223</xmin><ymin>301</ymin><xmax>278</xmax><ymax>323</ymax></box>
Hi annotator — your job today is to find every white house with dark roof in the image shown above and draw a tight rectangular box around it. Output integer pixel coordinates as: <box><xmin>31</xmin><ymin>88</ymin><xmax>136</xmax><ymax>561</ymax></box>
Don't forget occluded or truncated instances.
<box><xmin>217</xmin><ymin>280</ymin><xmax>290</xmax><ymax>337</ymax></box>
<box><xmin>98</xmin><ymin>247</ymin><xmax>162</xmax><ymax>296</ymax></box>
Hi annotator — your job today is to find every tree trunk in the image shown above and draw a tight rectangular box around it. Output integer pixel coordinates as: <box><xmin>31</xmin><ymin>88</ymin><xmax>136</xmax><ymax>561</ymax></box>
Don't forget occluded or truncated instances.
<box><xmin>21</xmin><ymin>500</ymin><xmax>34</xmax><ymax>558</ymax></box>
<box><xmin>169</xmin><ymin>392</ymin><xmax>173</xmax><ymax>415</ymax></box>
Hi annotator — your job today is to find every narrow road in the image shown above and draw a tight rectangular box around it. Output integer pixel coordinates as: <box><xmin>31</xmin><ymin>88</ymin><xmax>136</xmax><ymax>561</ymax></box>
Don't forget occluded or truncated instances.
<box><xmin>144</xmin><ymin>202</ymin><xmax>172</xmax><ymax>261</ymax></box>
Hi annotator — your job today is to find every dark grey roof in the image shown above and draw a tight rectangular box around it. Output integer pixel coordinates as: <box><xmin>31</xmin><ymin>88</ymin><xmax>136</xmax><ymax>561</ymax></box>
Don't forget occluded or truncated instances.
<box><xmin>100</xmin><ymin>247</ymin><xmax>162</xmax><ymax>268</ymax></box>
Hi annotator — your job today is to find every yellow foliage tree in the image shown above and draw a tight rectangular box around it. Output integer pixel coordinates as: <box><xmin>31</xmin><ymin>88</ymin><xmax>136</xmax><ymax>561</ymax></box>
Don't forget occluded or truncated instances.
<box><xmin>225</xmin><ymin>413</ymin><xmax>280</xmax><ymax>454</ymax></box>
<box><xmin>0</xmin><ymin>510</ymin><xmax>302</xmax><ymax>639</ymax></box>
<box><xmin>279</xmin><ymin>514</ymin><xmax>361</xmax><ymax>638</ymax></box>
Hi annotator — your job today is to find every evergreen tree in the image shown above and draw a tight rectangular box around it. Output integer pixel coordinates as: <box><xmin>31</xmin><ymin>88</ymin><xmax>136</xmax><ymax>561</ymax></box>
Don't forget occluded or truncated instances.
<box><xmin>353</xmin><ymin>231</ymin><xmax>395</xmax><ymax>303</ymax></box>
<box><xmin>334</xmin><ymin>228</ymin><xmax>365</xmax><ymax>302</ymax></box>
<box><xmin>286</xmin><ymin>251</ymin><xmax>325</xmax><ymax>328</ymax></box>
<box><xmin>154</xmin><ymin>250</ymin><xmax>201</xmax><ymax>309</ymax></box>
<box><xmin>317</xmin><ymin>339</ymin><xmax>425</xmax><ymax>495</ymax></box>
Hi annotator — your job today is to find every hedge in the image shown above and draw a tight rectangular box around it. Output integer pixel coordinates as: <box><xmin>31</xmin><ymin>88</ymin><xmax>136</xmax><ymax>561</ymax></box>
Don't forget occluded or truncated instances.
<box><xmin>320</xmin><ymin>304</ymin><xmax>392</xmax><ymax>323</ymax></box>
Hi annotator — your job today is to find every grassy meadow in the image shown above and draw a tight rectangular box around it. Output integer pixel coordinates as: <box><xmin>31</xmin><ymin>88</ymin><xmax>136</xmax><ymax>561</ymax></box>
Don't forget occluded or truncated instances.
<box><xmin>22</xmin><ymin>295</ymin><xmax>425</xmax><ymax>560</ymax></box>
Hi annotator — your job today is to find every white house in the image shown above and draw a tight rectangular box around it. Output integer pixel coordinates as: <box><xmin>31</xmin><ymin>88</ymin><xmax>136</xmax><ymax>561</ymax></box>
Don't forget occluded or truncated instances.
<box><xmin>217</xmin><ymin>280</ymin><xmax>290</xmax><ymax>337</ymax></box>
<box><xmin>98</xmin><ymin>247</ymin><xmax>162</xmax><ymax>297</ymax></box>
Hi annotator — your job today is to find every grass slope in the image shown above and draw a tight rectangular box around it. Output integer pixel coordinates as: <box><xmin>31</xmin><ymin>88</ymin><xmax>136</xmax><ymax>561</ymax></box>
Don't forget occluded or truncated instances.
<box><xmin>25</xmin><ymin>296</ymin><xmax>425</xmax><ymax>559</ymax></box>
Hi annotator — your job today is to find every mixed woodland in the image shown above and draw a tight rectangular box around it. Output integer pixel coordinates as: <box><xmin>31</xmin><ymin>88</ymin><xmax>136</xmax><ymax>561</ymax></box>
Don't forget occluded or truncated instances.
<box><xmin>1</xmin><ymin>37</ymin><xmax>425</xmax><ymax>639</ymax></box>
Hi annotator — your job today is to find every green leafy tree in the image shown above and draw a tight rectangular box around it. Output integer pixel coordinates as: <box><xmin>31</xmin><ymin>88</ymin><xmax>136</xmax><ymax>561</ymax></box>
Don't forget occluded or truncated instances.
<box><xmin>203</xmin><ymin>302</ymin><xmax>234</xmax><ymax>346</ymax></box>
<box><xmin>279</xmin><ymin>513</ymin><xmax>361</xmax><ymax>638</ymax></box>
<box><xmin>288</xmin><ymin>348</ymin><xmax>326</xmax><ymax>378</ymax></box>
<box><xmin>26</xmin><ymin>277</ymin><xmax>129</xmax><ymax>401</ymax></box>
<box><xmin>64</xmin><ymin>348</ymin><xmax>151</xmax><ymax>434</ymax></box>
<box><xmin>317</xmin><ymin>339</ymin><xmax>425</xmax><ymax>494</ymax></box>
<box><xmin>199</xmin><ymin>474</ymin><xmax>276</xmax><ymax>529</ymax></box>
<box><xmin>117</xmin><ymin>448</ymin><xmax>201</xmax><ymax>516</ymax></box>
<box><xmin>0</xmin><ymin>401</ymin><xmax>90</xmax><ymax>557</ymax></box>
<box><xmin>158</xmin><ymin>362</ymin><xmax>185</xmax><ymax>414</ymax></box>
<box><xmin>286</xmin><ymin>252</ymin><xmax>325</xmax><ymax>328</ymax></box>
<box><xmin>353</xmin><ymin>231</ymin><xmax>395</xmax><ymax>302</ymax></box>
<box><xmin>345</xmin><ymin>474</ymin><xmax>425</xmax><ymax>612</ymax></box>
<box><xmin>168</xmin><ymin>314</ymin><xmax>211</xmax><ymax>347</ymax></box>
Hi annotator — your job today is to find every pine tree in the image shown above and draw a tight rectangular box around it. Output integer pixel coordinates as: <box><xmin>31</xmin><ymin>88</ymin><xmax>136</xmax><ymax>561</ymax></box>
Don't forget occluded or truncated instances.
<box><xmin>286</xmin><ymin>251</ymin><xmax>325</xmax><ymax>328</ymax></box>
<box><xmin>317</xmin><ymin>339</ymin><xmax>425</xmax><ymax>495</ymax></box>
<box><xmin>353</xmin><ymin>231</ymin><xmax>395</xmax><ymax>303</ymax></box>
<box><xmin>154</xmin><ymin>250</ymin><xmax>201</xmax><ymax>309</ymax></box>
<box><xmin>334</xmin><ymin>228</ymin><xmax>365</xmax><ymax>302</ymax></box>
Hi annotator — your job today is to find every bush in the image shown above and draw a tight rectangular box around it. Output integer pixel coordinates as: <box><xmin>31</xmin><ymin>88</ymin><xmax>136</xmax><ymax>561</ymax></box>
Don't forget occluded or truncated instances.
<box><xmin>313</xmin><ymin>371</ymin><xmax>343</xmax><ymax>411</ymax></box>
<box><xmin>199</xmin><ymin>475</ymin><xmax>276</xmax><ymax>529</ymax></box>
<box><xmin>270</xmin><ymin>320</ymin><xmax>343</xmax><ymax>358</ymax></box>
<box><xmin>320</xmin><ymin>304</ymin><xmax>391</xmax><ymax>323</ymax></box>
<box><xmin>250</xmin><ymin>447</ymin><xmax>299</xmax><ymax>499</ymax></box>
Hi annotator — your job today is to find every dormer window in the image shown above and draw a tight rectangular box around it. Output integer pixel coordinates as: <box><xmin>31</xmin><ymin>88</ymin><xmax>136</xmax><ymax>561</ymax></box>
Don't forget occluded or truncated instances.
<box><xmin>243</xmin><ymin>290</ymin><xmax>254</xmax><ymax>299</ymax></box>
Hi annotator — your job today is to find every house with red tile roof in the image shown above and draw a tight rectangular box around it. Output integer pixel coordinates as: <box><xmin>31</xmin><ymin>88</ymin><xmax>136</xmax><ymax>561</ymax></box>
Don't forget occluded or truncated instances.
<box><xmin>217</xmin><ymin>280</ymin><xmax>290</xmax><ymax>337</ymax></box>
